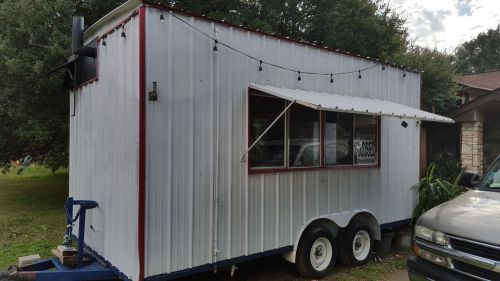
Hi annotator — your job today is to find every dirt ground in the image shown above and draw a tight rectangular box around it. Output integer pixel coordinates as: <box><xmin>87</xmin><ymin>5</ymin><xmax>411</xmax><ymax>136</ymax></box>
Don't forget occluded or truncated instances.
<box><xmin>177</xmin><ymin>250</ymin><xmax>410</xmax><ymax>281</ymax></box>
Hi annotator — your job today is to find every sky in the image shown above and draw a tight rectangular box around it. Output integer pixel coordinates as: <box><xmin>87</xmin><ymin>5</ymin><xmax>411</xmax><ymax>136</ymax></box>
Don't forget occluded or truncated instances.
<box><xmin>386</xmin><ymin>0</ymin><xmax>500</xmax><ymax>51</ymax></box>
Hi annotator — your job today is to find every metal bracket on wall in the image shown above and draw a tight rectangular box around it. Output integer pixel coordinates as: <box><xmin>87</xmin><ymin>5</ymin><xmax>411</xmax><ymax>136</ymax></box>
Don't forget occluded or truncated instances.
<box><xmin>149</xmin><ymin>81</ymin><xmax>158</xmax><ymax>101</ymax></box>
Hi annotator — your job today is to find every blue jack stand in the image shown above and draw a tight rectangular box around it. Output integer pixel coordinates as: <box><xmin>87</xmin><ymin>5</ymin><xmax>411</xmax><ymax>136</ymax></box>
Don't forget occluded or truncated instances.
<box><xmin>64</xmin><ymin>197</ymin><xmax>98</xmax><ymax>267</ymax></box>
<box><xmin>3</xmin><ymin>197</ymin><xmax>119</xmax><ymax>281</ymax></box>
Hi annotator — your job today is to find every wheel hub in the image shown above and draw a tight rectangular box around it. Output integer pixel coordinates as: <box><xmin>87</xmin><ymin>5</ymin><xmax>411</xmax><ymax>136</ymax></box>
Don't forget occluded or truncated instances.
<box><xmin>352</xmin><ymin>230</ymin><xmax>371</xmax><ymax>261</ymax></box>
<box><xmin>310</xmin><ymin>237</ymin><xmax>333</xmax><ymax>271</ymax></box>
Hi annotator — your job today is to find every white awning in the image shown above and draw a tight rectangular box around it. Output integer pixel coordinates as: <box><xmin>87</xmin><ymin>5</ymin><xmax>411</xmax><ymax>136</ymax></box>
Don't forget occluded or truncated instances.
<box><xmin>249</xmin><ymin>83</ymin><xmax>454</xmax><ymax>123</ymax></box>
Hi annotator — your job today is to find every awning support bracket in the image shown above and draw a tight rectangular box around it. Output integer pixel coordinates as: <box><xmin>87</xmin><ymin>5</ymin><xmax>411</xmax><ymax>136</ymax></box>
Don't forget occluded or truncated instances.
<box><xmin>241</xmin><ymin>100</ymin><xmax>296</xmax><ymax>162</ymax></box>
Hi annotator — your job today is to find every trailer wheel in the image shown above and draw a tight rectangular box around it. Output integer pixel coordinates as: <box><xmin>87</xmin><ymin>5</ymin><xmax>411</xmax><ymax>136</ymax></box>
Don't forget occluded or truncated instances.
<box><xmin>296</xmin><ymin>225</ymin><xmax>337</xmax><ymax>279</ymax></box>
<box><xmin>339</xmin><ymin>220</ymin><xmax>373</xmax><ymax>266</ymax></box>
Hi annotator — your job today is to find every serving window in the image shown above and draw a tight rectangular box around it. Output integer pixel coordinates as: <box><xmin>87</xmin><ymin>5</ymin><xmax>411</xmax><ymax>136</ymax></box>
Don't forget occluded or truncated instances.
<box><xmin>248</xmin><ymin>91</ymin><xmax>380</xmax><ymax>172</ymax></box>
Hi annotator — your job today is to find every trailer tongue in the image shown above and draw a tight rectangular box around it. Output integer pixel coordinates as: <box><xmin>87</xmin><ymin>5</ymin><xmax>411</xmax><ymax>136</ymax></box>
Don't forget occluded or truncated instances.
<box><xmin>1</xmin><ymin>198</ymin><xmax>119</xmax><ymax>281</ymax></box>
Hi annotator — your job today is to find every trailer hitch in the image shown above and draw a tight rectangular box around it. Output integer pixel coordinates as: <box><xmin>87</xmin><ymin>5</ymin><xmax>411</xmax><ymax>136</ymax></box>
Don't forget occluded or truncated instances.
<box><xmin>64</xmin><ymin>197</ymin><xmax>98</xmax><ymax>267</ymax></box>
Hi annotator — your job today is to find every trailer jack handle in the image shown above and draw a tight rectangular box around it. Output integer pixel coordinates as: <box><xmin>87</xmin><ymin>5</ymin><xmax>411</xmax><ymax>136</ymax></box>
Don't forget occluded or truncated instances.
<box><xmin>64</xmin><ymin>197</ymin><xmax>98</xmax><ymax>267</ymax></box>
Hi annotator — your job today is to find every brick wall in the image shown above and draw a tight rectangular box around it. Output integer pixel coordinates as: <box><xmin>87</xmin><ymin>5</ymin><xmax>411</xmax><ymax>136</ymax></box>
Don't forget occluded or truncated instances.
<box><xmin>461</xmin><ymin>121</ymin><xmax>484</xmax><ymax>174</ymax></box>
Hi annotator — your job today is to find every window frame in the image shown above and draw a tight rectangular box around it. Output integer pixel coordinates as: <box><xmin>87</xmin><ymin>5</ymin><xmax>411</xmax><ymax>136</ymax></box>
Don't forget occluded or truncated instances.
<box><xmin>248</xmin><ymin>89</ymin><xmax>381</xmax><ymax>174</ymax></box>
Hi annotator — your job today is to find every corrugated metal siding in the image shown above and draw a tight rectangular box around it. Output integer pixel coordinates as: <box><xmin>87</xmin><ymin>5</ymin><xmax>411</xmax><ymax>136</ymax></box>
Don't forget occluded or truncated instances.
<box><xmin>69</xmin><ymin>16</ymin><xmax>140</xmax><ymax>281</ymax></box>
<box><xmin>145</xmin><ymin>8</ymin><xmax>419</xmax><ymax>277</ymax></box>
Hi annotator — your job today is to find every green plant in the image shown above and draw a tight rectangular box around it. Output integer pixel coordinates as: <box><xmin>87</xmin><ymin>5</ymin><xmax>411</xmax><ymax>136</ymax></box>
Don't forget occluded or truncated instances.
<box><xmin>428</xmin><ymin>152</ymin><xmax>462</xmax><ymax>182</ymax></box>
<box><xmin>412</xmin><ymin>164</ymin><xmax>466</xmax><ymax>222</ymax></box>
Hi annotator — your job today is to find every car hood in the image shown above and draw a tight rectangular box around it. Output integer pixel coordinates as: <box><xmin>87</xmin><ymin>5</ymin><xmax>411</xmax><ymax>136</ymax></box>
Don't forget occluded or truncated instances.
<box><xmin>418</xmin><ymin>189</ymin><xmax>500</xmax><ymax>245</ymax></box>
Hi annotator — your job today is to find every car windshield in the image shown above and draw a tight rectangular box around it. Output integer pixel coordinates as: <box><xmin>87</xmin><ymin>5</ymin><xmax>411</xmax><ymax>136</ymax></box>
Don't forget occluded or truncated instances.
<box><xmin>478</xmin><ymin>157</ymin><xmax>500</xmax><ymax>190</ymax></box>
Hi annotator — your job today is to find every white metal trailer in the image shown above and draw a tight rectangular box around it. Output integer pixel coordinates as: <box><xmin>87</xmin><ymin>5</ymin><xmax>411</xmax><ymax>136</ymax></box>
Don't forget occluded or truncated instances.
<box><xmin>67</xmin><ymin>1</ymin><xmax>452</xmax><ymax>280</ymax></box>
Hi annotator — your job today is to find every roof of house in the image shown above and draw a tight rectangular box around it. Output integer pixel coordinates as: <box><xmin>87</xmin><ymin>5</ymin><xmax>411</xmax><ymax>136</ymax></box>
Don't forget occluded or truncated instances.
<box><xmin>456</xmin><ymin>70</ymin><xmax>500</xmax><ymax>91</ymax></box>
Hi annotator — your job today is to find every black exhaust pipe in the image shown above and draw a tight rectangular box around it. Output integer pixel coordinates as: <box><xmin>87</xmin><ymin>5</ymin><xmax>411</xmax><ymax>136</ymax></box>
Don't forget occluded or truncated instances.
<box><xmin>72</xmin><ymin>16</ymin><xmax>84</xmax><ymax>53</ymax></box>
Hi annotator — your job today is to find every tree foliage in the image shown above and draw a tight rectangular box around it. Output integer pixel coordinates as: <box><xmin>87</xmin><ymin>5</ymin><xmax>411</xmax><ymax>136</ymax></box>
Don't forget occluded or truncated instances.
<box><xmin>394</xmin><ymin>46</ymin><xmax>459</xmax><ymax>113</ymax></box>
<box><xmin>455</xmin><ymin>26</ymin><xmax>500</xmax><ymax>73</ymax></box>
<box><xmin>0</xmin><ymin>0</ymin><xmax>73</xmax><ymax>167</ymax></box>
<box><xmin>170</xmin><ymin>0</ymin><xmax>409</xmax><ymax>60</ymax></box>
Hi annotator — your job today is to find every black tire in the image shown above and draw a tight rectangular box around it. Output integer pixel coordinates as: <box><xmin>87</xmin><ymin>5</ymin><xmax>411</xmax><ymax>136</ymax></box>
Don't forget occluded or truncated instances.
<box><xmin>338</xmin><ymin>219</ymin><xmax>374</xmax><ymax>266</ymax></box>
<box><xmin>296</xmin><ymin>225</ymin><xmax>337</xmax><ymax>279</ymax></box>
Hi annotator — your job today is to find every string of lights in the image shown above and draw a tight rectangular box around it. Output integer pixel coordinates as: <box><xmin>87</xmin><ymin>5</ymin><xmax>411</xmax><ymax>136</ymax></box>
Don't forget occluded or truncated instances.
<box><xmin>104</xmin><ymin>8</ymin><xmax>407</xmax><ymax>82</ymax></box>
<box><xmin>162</xmin><ymin>10</ymin><xmax>386</xmax><ymax>82</ymax></box>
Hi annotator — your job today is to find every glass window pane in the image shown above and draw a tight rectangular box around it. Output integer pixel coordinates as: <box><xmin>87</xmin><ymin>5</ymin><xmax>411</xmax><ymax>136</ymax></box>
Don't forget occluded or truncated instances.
<box><xmin>249</xmin><ymin>94</ymin><xmax>285</xmax><ymax>168</ymax></box>
<box><xmin>478</xmin><ymin>158</ymin><xmax>500</xmax><ymax>189</ymax></box>
<box><xmin>289</xmin><ymin>104</ymin><xmax>320</xmax><ymax>167</ymax></box>
<box><xmin>354</xmin><ymin>115</ymin><xmax>378</xmax><ymax>165</ymax></box>
<box><xmin>325</xmin><ymin>112</ymin><xmax>353</xmax><ymax>165</ymax></box>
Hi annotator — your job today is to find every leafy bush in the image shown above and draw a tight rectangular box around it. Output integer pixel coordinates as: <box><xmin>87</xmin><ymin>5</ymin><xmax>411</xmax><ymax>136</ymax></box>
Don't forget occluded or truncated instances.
<box><xmin>412</xmin><ymin>164</ymin><xmax>466</xmax><ymax>222</ymax></box>
<box><xmin>428</xmin><ymin>152</ymin><xmax>462</xmax><ymax>183</ymax></box>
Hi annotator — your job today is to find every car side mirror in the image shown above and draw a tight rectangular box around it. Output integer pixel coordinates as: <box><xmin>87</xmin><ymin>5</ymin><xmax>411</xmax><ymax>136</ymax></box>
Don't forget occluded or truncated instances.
<box><xmin>459</xmin><ymin>171</ymin><xmax>481</xmax><ymax>188</ymax></box>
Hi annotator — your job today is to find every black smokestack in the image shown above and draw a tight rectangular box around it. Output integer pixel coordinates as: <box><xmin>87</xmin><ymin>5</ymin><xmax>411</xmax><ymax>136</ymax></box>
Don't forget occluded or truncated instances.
<box><xmin>72</xmin><ymin>16</ymin><xmax>84</xmax><ymax>53</ymax></box>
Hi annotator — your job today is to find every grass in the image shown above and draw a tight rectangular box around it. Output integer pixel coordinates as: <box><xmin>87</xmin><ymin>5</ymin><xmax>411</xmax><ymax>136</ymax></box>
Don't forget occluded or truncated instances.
<box><xmin>333</xmin><ymin>250</ymin><xmax>409</xmax><ymax>281</ymax></box>
<box><xmin>0</xmin><ymin>166</ymin><xmax>68</xmax><ymax>269</ymax></box>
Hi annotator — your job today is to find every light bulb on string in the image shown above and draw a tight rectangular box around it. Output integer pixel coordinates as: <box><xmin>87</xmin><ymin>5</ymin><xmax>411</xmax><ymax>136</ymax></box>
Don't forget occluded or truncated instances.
<box><xmin>101</xmin><ymin>37</ymin><xmax>107</xmax><ymax>46</ymax></box>
<box><xmin>358</xmin><ymin>70</ymin><xmax>362</xmax><ymax>79</ymax></box>
<box><xmin>330</xmin><ymin>73</ymin><xmax>334</xmax><ymax>83</ymax></box>
<box><xmin>160</xmin><ymin>11</ymin><xmax>165</xmax><ymax>22</ymax></box>
<box><xmin>259</xmin><ymin>60</ymin><xmax>263</xmax><ymax>71</ymax></box>
<box><xmin>297</xmin><ymin>71</ymin><xmax>302</xmax><ymax>82</ymax></box>
<box><xmin>213</xmin><ymin>39</ymin><xmax>218</xmax><ymax>55</ymax></box>
<box><xmin>381</xmin><ymin>65</ymin><xmax>386</xmax><ymax>70</ymax></box>
<box><xmin>121</xmin><ymin>24</ymin><xmax>126</xmax><ymax>38</ymax></box>
<box><xmin>403</xmin><ymin>69</ymin><xmax>406</xmax><ymax>77</ymax></box>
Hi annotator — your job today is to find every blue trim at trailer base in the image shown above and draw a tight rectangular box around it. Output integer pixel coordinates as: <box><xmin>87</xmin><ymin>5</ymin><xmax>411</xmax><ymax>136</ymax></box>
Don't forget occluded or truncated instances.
<box><xmin>380</xmin><ymin>218</ymin><xmax>411</xmax><ymax>231</ymax></box>
<box><xmin>145</xmin><ymin>246</ymin><xmax>294</xmax><ymax>281</ymax></box>
<box><xmin>72</xmin><ymin>235</ymin><xmax>131</xmax><ymax>281</ymax></box>
<box><xmin>18</xmin><ymin>258</ymin><xmax>117</xmax><ymax>281</ymax></box>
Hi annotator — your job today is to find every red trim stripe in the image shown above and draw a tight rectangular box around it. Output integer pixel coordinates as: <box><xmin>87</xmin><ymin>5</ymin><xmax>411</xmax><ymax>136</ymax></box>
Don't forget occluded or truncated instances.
<box><xmin>138</xmin><ymin>6</ymin><xmax>146</xmax><ymax>281</ymax></box>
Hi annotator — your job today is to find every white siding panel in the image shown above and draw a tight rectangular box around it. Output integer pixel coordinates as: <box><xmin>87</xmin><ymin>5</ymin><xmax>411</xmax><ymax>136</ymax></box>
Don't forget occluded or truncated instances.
<box><xmin>69</xmin><ymin>16</ymin><xmax>140</xmax><ymax>281</ymax></box>
<box><xmin>145</xmin><ymin>7</ymin><xmax>421</xmax><ymax>277</ymax></box>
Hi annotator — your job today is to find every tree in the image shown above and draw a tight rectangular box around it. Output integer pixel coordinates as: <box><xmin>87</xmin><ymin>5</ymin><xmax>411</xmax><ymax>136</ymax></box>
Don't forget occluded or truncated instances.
<box><xmin>0</xmin><ymin>0</ymin><xmax>73</xmax><ymax>168</ymax></box>
<box><xmin>171</xmin><ymin>0</ymin><xmax>409</xmax><ymax>60</ymax></box>
<box><xmin>455</xmin><ymin>26</ymin><xmax>500</xmax><ymax>73</ymax></box>
<box><xmin>394</xmin><ymin>46</ymin><xmax>459</xmax><ymax>114</ymax></box>
<box><xmin>0</xmin><ymin>0</ymin><xmax>126</xmax><ymax>169</ymax></box>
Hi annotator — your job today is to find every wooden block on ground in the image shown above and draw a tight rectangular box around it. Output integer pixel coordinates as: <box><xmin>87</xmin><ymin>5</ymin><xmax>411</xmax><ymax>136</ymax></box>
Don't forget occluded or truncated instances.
<box><xmin>19</xmin><ymin>254</ymin><xmax>41</xmax><ymax>267</ymax></box>
<box><xmin>57</xmin><ymin>245</ymin><xmax>77</xmax><ymax>256</ymax></box>
<box><xmin>52</xmin><ymin>249</ymin><xmax>78</xmax><ymax>265</ymax></box>
<box><xmin>51</xmin><ymin>249</ymin><xmax>90</xmax><ymax>266</ymax></box>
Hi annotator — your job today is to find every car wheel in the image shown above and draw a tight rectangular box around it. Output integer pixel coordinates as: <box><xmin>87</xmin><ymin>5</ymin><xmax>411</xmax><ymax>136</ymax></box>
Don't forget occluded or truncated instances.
<box><xmin>339</xmin><ymin>220</ymin><xmax>373</xmax><ymax>266</ymax></box>
<box><xmin>296</xmin><ymin>225</ymin><xmax>337</xmax><ymax>279</ymax></box>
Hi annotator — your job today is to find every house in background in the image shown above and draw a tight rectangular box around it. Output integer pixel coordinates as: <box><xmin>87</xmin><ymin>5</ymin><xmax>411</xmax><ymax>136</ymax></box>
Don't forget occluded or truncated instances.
<box><xmin>451</xmin><ymin>70</ymin><xmax>500</xmax><ymax>174</ymax></box>
<box><xmin>421</xmin><ymin>70</ymin><xmax>500</xmax><ymax>176</ymax></box>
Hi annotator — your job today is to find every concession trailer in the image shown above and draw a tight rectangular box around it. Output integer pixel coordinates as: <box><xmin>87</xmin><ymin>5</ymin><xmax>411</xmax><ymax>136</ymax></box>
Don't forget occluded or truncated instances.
<box><xmin>59</xmin><ymin>0</ymin><xmax>453</xmax><ymax>280</ymax></box>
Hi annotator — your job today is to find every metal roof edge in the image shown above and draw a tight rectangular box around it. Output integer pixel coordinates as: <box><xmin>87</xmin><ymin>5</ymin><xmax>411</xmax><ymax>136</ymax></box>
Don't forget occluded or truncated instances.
<box><xmin>84</xmin><ymin>0</ymin><xmax>142</xmax><ymax>42</ymax></box>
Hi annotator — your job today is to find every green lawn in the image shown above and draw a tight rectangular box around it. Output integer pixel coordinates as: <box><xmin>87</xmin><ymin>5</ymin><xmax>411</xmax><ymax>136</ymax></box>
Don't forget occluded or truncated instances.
<box><xmin>0</xmin><ymin>166</ymin><xmax>68</xmax><ymax>269</ymax></box>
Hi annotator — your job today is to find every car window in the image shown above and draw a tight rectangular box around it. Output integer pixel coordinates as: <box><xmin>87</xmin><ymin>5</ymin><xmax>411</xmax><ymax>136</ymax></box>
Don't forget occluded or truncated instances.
<box><xmin>478</xmin><ymin>158</ymin><xmax>500</xmax><ymax>189</ymax></box>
